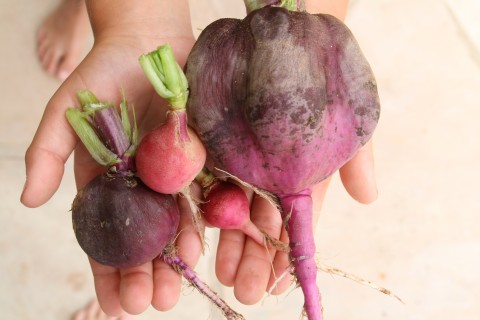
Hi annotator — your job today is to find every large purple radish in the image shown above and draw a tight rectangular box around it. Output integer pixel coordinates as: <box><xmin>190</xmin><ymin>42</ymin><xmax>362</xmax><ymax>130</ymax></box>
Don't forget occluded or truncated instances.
<box><xmin>185</xmin><ymin>5</ymin><xmax>380</xmax><ymax>319</ymax></box>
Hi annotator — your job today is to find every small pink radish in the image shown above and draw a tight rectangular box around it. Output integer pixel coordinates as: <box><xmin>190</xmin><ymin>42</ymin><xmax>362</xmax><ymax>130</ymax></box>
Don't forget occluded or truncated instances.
<box><xmin>198</xmin><ymin>170</ymin><xmax>288</xmax><ymax>251</ymax></box>
<box><xmin>136</xmin><ymin>44</ymin><xmax>206</xmax><ymax>195</ymax></box>
<box><xmin>202</xmin><ymin>181</ymin><xmax>264</xmax><ymax>243</ymax></box>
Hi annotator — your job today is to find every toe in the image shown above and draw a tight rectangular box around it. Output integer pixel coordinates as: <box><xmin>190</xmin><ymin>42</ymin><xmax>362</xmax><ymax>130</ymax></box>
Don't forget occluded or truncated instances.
<box><xmin>44</xmin><ymin>48</ymin><xmax>62</xmax><ymax>76</ymax></box>
<box><xmin>57</xmin><ymin>54</ymin><xmax>77</xmax><ymax>80</ymax></box>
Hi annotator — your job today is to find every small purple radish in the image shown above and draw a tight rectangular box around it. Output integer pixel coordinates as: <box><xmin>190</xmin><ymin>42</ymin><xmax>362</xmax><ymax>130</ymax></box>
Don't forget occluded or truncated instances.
<box><xmin>72</xmin><ymin>173</ymin><xmax>179</xmax><ymax>268</ymax></box>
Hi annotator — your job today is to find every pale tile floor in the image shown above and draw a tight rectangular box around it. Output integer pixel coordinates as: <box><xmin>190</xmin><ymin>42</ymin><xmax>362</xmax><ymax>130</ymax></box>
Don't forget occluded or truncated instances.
<box><xmin>1</xmin><ymin>0</ymin><xmax>479</xmax><ymax>319</ymax></box>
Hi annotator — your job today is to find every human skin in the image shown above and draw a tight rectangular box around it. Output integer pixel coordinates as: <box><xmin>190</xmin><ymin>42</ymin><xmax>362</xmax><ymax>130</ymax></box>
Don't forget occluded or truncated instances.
<box><xmin>36</xmin><ymin>0</ymin><xmax>89</xmax><ymax>80</ymax></box>
<box><xmin>21</xmin><ymin>0</ymin><xmax>377</xmax><ymax>316</ymax></box>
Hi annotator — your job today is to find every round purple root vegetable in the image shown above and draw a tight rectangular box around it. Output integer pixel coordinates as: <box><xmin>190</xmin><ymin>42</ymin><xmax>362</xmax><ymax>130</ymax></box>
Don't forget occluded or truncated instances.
<box><xmin>72</xmin><ymin>173</ymin><xmax>180</xmax><ymax>268</ymax></box>
<box><xmin>185</xmin><ymin>5</ymin><xmax>380</xmax><ymax>319</ymax></box>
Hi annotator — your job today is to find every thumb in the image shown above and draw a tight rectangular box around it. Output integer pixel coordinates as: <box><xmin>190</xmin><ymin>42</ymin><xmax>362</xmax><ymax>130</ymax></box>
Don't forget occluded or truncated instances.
<box><xmin>20</xmin><ymin>89</ymin><xmax>78</xmax><ymax>207</ymax></box>
<box><xmin>339</xmin><ymin>139</ymin><xmax>378</xmax><ymax>204</ymax></box>
<box><xmin>21</xmin><ymin>144</ymin><xmax>68</xmax><ymax>208</ymax></box>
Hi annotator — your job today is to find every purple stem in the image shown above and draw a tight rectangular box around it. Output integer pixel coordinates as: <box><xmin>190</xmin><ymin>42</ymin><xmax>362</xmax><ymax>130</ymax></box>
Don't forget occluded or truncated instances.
<box><xmin>169</xmin><ymin>110</ymin><xmax>191</xmax><ymax>144</ymax></box>
<box><xmin>162</xmin><ymin>254</ymin><xmax>245</xmax><ymax>320</ymax></box>
<box><xmin>91</xmin><ymin>107</ymin><xmax>133</xmax><ymax>172</ymax></box>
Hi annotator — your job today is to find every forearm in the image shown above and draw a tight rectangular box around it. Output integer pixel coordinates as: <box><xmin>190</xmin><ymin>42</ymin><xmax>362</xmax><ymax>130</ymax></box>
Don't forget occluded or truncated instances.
<box><xmin>85</xmin><ymin>0</ymin><xmax>194</xmax><ymax>45</ymax></box>
<box><xmin>305</xmin><ymin>0</ymin><xmax>349</xmax><ymax>20</ymax></box>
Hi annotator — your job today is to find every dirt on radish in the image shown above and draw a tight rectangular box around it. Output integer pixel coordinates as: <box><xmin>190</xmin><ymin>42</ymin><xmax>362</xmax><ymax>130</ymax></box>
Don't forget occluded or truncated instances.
<box><xmin>185</xmin><ymin>4</ymin><xmax>381</xmax><ymax>319</ymax></box>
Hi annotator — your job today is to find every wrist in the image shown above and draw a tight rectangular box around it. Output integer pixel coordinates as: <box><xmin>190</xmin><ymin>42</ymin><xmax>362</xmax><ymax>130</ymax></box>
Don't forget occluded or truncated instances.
<box><xmin>85</xmin><ymin>0</ymin><xmax>194</xmax><ymax>52</ymax></box>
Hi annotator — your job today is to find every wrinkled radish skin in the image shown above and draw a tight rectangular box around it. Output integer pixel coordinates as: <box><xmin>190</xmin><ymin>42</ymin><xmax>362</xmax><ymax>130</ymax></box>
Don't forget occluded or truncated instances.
<box><xmin>185</xmin><ymin>7</ymin><xmax>380</xmax><ymax>320</ymax></box>
<box><xmin>186</xmin><ymin>9</ymin><xmax>379</xmax><ymax>195</ymax></box>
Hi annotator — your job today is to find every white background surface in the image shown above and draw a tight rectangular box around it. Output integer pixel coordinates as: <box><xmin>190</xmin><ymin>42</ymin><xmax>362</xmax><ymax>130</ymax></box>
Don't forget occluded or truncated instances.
<box><xmin>1</xmin><ymin>0</ymin><xmax>479</xmax><ymax>319</ymax></box>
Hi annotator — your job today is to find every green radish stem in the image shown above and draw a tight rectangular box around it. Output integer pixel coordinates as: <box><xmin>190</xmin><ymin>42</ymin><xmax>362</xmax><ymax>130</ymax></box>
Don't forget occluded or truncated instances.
<box><xmin>66</xmin><ymin>90</ymin><xmax>137</xmax><ymax>173</ymax></box>
<box><xmin>138</xmin><ymin>44</ymin><xmax>190</xmax><ymax>143</ymax></box>
<box><xmin>139</xmin><ymin>44</ymin><xmax>188</xmax><ymax>111</ymax></box>
<box><xmin>243</xmin><ymin>0</ymin><xmax>305</xmax><ymax>13</ymax></box>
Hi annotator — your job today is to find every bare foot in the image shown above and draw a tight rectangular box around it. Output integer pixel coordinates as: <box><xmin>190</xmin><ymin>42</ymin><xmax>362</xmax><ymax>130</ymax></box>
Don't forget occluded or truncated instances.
<box><xmin>72</xmin><ymin>299</ymin><xmax>134</xmax><ymax>320</ymax></box>
<box><xmin>36</xmin><ymin>0</ymin><xmax>90</xmax><ymax>80</ymax></box>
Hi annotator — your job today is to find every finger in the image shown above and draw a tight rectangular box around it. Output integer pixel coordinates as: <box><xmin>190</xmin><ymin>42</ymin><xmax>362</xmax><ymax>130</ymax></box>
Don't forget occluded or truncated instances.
<box><xmin>267</xmin><ymin>226</ymin><xmax>292</xmax><ymax>295</ymax></box>
<box><xmin>89</xmin><ymin>258</ymin><xmax>124</xmax><ymax>316</ymax></box>
<box><xmin>119</xmin><ymin>263</ymin><xmax>153</xmax><ymax>315</ymax></box>
<box><xmin>234</xmin><ymin>195</ymin><xmax>283</xmax><ymax>305</ymax></box>
<box><xmin>175</xmin><ymin>184</ymin><xmax>205</xmax><ymax>267</ymax></box>
<box><xmin>215</xmin><ymin>185</ymin><xmax>253</xmax><ymax>287</ymax></box>
<box><xmin>20</xmin><ymin>83</ymin><xmax>80</xmax><ymax>207</ymax></box>
<box><xmin>339</xmin><ymin>139</ymin><xmax>377</xmax><ymax>204</ymax></box>
<box><xmin>151</xmin><ymin>258</ymin><xmax>181</xmax><ymax>311</ymax></box>
<box><xmin>72</xmin><ymin>299</ymin><xmax>133</xmax><ymax>320</ymax></box>
<box><xmin>311</xmin><ymin>177</ymin><xmax>331</xmax><ymax>227</ymax></box>
<box><xmin>73</xmin><ymin>143</ymin><xmax>106</xmax><ymax>189</ymax></box>
<box><xmin>215</xmin><ymin>229</ymin><xmax>246</xmax><ymax>286</ymax></box>
<box><xmin>152</xmin><ymin>185</ymin><xmax>204</xmax><ymax>311</ymax></box>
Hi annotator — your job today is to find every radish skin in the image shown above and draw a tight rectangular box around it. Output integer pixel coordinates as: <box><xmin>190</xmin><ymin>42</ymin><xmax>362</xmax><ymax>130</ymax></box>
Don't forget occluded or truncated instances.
<box><xmin>136</xmin><ymin>111</ymin><xmax>206</xmax><ymax>194</ymax></box>
<box><xmin>201</xmin><ymin>181</ymin><xmax>265</xmax><ymax>246</ymax></box>
<box><xmin>185</xmin><ymin>4</ymin><xmax>381</xmax><ymax>319</ymax></box>
<box><xmin>136</xmin><ymin>44</ymin><xmax>206</xmax><ymax>194</ymax></box>
<box><xmin>163</xmin><ymin>253</ymin><xmax>245</xmax><ymax>320</ymax></box>
<box><xmin>280</xmin><ymin>189</ymin><xmax>320</xmax><ymax>319</ymax></box>
<box><xmin>197</xmin><ymin>169</ymin><xmax>288</xmax><ymax>251</ymax></box>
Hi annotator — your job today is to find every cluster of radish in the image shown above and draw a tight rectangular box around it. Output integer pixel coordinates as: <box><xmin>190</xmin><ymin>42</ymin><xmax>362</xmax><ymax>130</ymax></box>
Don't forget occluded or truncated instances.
<box><xmin>66</xmin><ymin>1</ymin><xmax>380</xmax><ymax>320</ymax></box>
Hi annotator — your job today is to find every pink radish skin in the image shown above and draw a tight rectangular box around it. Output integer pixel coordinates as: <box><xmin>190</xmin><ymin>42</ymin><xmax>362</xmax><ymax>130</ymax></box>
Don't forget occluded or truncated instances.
<box><xmin>136</xmin><ymin>110</ymin><xmax>206</xmax><ymax>194</ymax></box>
<box><xmin>201</xmin><ymin>181</ymin><xmax>266</xmax><ymax>246</ymax></box>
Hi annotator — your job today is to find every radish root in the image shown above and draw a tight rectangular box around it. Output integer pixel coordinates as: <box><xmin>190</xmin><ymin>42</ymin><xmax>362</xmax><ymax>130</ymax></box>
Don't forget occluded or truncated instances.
<box><xmin>316</xmin><ymin>260</ymin><xmax>404</xmax><ymax>304</ymax></box>
<box><xmin>179</xmin><ymin>186</ymin><xmax>206</xmax><ymax>253</ymax></box>
<box><xmin>213</xmin><ymin>168</ymin><xmax>281</xmax><ymax>211</ymax></box>
<box><xmin>162</xmin><ymin>246</ymin><xmax>245</xmax><ymax>320</ymax></box>
<box><xmin>262</xmin><ymin>230</ymin><xmax>290</xmax><ymax>252</ymax></box>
